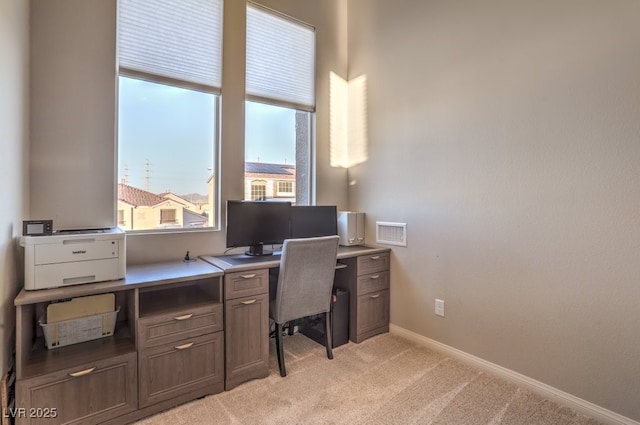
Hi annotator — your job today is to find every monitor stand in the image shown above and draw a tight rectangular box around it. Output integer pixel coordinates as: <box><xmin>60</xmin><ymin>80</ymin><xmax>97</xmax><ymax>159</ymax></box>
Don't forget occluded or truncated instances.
<box><xmin>245</xmin><ymin>245</ymin><xmax>273</xmax><ymax>256</ymax></box>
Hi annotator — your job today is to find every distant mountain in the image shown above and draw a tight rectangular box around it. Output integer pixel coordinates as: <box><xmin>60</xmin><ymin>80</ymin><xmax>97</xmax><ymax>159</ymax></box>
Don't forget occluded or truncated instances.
<box><xmin>178</xmin><ymin>193</ymin><xmax>208</xmax><ymax>203</ymax></box>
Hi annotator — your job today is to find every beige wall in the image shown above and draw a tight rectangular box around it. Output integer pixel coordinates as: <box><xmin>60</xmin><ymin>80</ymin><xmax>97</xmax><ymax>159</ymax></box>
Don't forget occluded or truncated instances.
<box><xmin>348</xmin><ymin>0</ymin><xmax>640</xmax><ymax>421</ymax></box>
<box><xmin>0</xmin><ymin>0</ymin><xmax>29</xmax><ymax>373</ymax></box>
<box><xmin>30</xmin><ymin>0</ymin><xmax>116</xmax><ymax>230</ymax></box>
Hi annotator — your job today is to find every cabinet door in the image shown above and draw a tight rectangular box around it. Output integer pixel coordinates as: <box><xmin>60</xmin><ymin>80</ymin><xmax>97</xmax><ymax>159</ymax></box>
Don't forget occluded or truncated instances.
<box><xmin>15</xmin><ymin>352</ymin><xmax>137</xmax><ymax>425</ymax></box>
<box><xmin>138</xmin><ymin>332</ymin><xmax>224</xmax><ymax>408</ymax></box>
<box><xmin>355</xmin><ymin>289</ymin><xmax>390</xmax><ymax>343</ymax></box>
<box><xmin>225</xmin><ymin>293</ymin><xmax>269</xmax><ymax>389</ymax></box>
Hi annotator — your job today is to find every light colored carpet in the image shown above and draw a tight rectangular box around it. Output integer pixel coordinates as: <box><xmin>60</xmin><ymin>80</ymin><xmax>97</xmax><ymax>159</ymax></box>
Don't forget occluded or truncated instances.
<box><xmin>135</xmin><ymin>333</ymin><xmax>602</xmax><ymax>424</ymax></box>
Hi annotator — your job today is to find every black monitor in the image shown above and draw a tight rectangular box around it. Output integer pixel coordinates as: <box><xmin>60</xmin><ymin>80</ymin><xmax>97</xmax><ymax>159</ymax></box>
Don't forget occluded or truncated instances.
<box><xmin>290</xmin><ymin>205</ymin><xmax>338</xmax><ymax>239</ymax></box>
<box><xmin>226</xmin><ymin>200</ymin><xmax>292</xmax><ymax>256</ymax></box>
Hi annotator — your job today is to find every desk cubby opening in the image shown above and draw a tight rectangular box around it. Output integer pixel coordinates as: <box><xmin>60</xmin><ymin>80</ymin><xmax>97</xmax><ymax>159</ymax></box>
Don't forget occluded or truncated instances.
<box><xmin>17</xmin><ymin>290</ymin><xmax>136</xmax><ymax>380</ymax></box>
<box><xmin>138</xmin><ymin>277</ymin><xmax>222</xmax><ymax>318</ymax></box>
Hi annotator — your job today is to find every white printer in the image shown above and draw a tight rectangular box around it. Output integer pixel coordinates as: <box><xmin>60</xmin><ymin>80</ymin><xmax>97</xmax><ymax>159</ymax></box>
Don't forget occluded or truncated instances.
<box><xmin>20</xmin><ymin>228</ymin><xmax>126</xmax><ymax>290</ymax></box>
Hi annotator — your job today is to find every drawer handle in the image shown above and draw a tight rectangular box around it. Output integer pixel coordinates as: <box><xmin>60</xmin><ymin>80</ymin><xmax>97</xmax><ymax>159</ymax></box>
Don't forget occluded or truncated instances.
<box><xmin>240</xmin><ymin>273</ymin><xmax>257</xmax><ymax>279</ymax></box>
<box><xmin>174</xmin><ymin>313</ymin><xmax>194</xmax><ymax>321</ymax></box>
<box><xmin>69</xmin><ymin>367</ymin><xmax>96</xmax><ymax>377</ymax></box>
<box><xmin>241</xmin><ymin>299</ymin><xmax>257</xmax><ymax>305</ymax></box>
<box><xmin>370</xmin><ymin>294</ymin><xmax>380</xmax><ymax>299</ymax></box>
<box><xmin>370</xmin><ymin>274</ymin><xmax>380</xmax><ymax>280</ymax></box>
<box><xmin>370</xmin><ymin>255</ymin><xmax>380</xmax><ymax>260</ymax></box>
<box><xmin>174</xmin><ymin>342</ymin><xmax>194</xmax><ymax>350</ymax></box>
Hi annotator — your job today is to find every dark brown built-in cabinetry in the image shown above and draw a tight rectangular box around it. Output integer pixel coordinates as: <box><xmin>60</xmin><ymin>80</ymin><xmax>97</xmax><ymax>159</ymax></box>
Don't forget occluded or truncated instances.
<box><xmin>14</xmin><ymin>246</ymin><xmax>390</xmax><ymax>424</ymax></box>
<box><xmin>223</xmin><ymin>269</ymin><xmax>270</xmax><ymax>390</ymax></box>
<box><xmin>334</xmin><ymin>251</ymin><xmax>390</xmax><ymax>343</ymax></box>
<box><xmin>14</xmin><ymin>260</ymin><xmax>224</xmax><ymax>425</ymax></box>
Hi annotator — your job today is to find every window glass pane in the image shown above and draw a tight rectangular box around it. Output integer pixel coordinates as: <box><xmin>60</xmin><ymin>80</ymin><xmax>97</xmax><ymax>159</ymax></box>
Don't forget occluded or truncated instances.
<box><xmin>244</xmin><ymin>101</ymin><xmax>310</xmax><ymax>205</ymax></box>
<box><xmin>117</xmin><ymin>76</ymin><xmax>217</xmax><ymax>231</ymax></box>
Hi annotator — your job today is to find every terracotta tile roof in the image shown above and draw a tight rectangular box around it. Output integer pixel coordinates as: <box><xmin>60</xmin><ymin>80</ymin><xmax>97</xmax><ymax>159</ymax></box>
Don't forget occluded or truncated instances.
<box><xmin>158</xmin><ymin>192</ymin><xmax>191</xmax><ymax>207</ymax></box>
<box><xmin>245</xmin><ymin>162</ymin><xmax>295</xmax><ymax>175</ymax></box>
<box><xmin>118</xmin><ymin>183</ymin><xmax>168</xmax><ymax>207</ymax></box>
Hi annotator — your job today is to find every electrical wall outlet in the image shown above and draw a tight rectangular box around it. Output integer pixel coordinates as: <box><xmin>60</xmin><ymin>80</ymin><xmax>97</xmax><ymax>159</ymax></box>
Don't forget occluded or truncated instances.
<box><xmin>435</xmin><ymin>299</ymin><xmax>445</xmax><ymax>317</ymax></box>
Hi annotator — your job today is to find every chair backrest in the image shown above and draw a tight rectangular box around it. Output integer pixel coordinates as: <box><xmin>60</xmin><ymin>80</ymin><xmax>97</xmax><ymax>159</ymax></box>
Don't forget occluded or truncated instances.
<box><xmin>272</xmin><ymin>235</ymin><xmax>340</xmax><ymax>324</ymax></box>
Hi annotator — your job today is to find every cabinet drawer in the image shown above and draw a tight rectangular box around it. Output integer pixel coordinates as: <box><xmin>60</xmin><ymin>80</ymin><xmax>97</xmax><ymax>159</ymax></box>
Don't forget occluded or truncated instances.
<box><xmin>224</xmin><ymin>269</ymin><xmax>269</xmax><ymax>300</ymax></box>
<box><xmin>15</xmin><ymin>352</ymin><xmax>137</xmax><ymax>425</ymax></box>
<box><xmin>138</xmin><ymin>303</ymin><xmax>223</xmax><ymax>348</ymax></box>
<box><xmin>138</xmin><ymin>332</ymin><xmax>224</xmax><ymax>408</ymax></box>
<box><xmin>33</xmin><ymin>258</ymin><xmax>122</xmax><ymax>289</ymax></box>
<box><xmin>357</xmin><ymin>270</ymin><xmax>389</xmax><ymax>295</ymax></box>
<box><xmin>357</xmin><ymin>253</ymin><xmax>389</xmax><ymax>276</ymax></box>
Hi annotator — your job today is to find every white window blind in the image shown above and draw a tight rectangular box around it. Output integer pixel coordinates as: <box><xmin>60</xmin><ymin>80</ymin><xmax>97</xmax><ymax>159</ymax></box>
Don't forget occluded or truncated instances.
<box><xmin>118</xmin><ymin>0</ymin><xmax>223</xmax><ymax>90</ymax></box>
<box><xmin>246</xmin><ymin>4</ymin><xmax>316</xmax><ymax>111</ymax></box>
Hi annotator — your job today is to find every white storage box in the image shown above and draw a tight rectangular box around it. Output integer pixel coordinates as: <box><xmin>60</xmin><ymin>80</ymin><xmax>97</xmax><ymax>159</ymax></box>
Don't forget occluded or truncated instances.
<box><xmin>337</xmin><ymin>211</ymin><xmax>365</xmax><ymax>246</ymax></box>
<box><xmin>40</xmin><ymin>308</ymin><xmax>119</xmax><ymax>349</ymax></box>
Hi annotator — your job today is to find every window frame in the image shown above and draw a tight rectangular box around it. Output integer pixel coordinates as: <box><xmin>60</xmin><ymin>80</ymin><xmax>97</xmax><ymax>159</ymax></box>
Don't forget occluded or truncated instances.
<box><xmin>244</xmin><ymin>4</ymin><xmax>317</xmax><ymax>205</ymax></box>
<box><xmin>116</xmin><ymin>0</ymin><xmax>222</xmax><ymax>234</ymax></box>
<box><xmin>116</xmin><ymin>70</ymin><xmax>221</xmax><ymax>234</ymax></box>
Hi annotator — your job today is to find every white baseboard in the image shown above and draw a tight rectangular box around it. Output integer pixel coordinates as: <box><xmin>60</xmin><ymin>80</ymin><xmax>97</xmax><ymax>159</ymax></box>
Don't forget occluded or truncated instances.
<box><xmin>389</xmin><ymin>324</ymin><xmax>638</xmax><ymax>425</ymax></box>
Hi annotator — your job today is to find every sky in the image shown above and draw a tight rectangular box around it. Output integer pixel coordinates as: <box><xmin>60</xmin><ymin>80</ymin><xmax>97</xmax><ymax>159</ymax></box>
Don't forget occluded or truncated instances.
<box><xmin>118</xmin><ymin>77</ymin><xmax>296</xmax><ymax>195</ymax></box>
<box><xmin>244</xmin><ymin>100</ymin><xmax>296</xmax><ymax>165</ymax></box>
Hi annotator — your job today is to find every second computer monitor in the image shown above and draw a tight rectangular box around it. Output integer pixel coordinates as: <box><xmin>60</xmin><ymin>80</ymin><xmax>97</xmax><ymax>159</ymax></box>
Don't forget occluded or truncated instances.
<box><xmin>290</xmin><ymin>205</ymin><xmax>338</xmax><ymax>239</ymax></box>
<box><xmin>226</xmin><ymin>200</ymin><xmax>292</xmax><ymax>256</ymax></box>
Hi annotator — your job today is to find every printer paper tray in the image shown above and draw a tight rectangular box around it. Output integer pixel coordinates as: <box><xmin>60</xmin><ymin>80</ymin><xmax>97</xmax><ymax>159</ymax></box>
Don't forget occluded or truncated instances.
<box><xmin>28</xmin><ymin>258</ymin><xmax>123</xmax><ymax>290</ymax></box>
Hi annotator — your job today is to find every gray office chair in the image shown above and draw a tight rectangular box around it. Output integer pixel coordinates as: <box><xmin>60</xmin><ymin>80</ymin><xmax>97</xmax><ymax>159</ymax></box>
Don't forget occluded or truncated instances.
<box><xmin>269</xmin><ymin>235</ymin><xmax>340</xmax><ymax>377</ymax></box>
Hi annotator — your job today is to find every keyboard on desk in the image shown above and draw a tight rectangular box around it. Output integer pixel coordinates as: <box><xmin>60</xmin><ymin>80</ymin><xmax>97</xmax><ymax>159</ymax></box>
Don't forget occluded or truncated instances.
<box><xmin>220</xmin><ymin>253</ymin><xmax>281</xmax><ymax>266</ymax></box>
